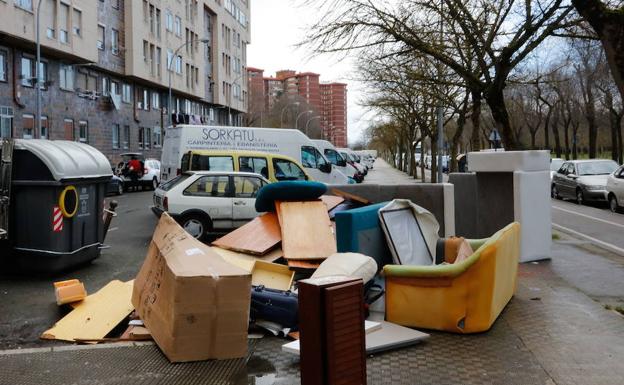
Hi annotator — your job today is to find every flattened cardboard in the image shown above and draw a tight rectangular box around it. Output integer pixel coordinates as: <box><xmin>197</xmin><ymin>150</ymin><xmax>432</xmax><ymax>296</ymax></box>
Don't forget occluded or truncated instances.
<box><xmin>211</xmin><ymin>246</ymin><xmax>283</xmax><ymax>272</ymax></box>
<box><xmin>132</xmin><ymin>213</ymin><xmax>251</xmax><ymax>362</ymax></box>
<box><xmin>277</xmin><ymin>201</ymin><xmax>337</xmax><ymax>260</ymax></box>
<box><xmin>211</xmin><ymin>212</ymin><xmax>281</xmax><ymax>255</ymax></box>
<box><xmin>41</xmin><ymin>280</ymin><xmax>133</xmax><ymax>342</ymax></box>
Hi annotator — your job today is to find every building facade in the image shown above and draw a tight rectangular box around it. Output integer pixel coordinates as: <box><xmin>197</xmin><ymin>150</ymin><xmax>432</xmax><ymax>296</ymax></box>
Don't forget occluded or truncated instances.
<box><xmin>247</xmin><ymin>67</ymin><xmax>347</xmax><ymax>146</ymax></box>
<box><xmin>0</xmin><ymin>0</ymin><xmax>250</xmax><ymax>163</ymax></box>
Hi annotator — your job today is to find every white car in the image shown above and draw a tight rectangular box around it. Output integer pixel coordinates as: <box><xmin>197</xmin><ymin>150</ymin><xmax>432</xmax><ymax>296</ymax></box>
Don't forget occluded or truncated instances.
<box><xmin>116</xmin><ymin>153</ymin><xmax>161</xmax><ymax>190</ymax></box>
<box><xmin>151</xmin><ymin>171</ymin><xmax>270</xmax><ymax>240</ymax></box>
<box><xmin>606</xmin><ymin>165</ymin><xmax>624</xmax><ymax>213</ymax></box>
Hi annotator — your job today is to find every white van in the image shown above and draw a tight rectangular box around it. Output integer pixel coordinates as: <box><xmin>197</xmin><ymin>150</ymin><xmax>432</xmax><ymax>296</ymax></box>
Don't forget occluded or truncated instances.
<box><xmin>312</xmin><ymin>139</ymin><xmax>358</xmax><ymax>181</ymax></box>
<box><xmin>337</xmin><ymin>148</ymin><xmax>367</xmax><ymax>175</ymax></box>
<box><xmin>160</xmin><ymin>125</ymin><xmax>349</xmax><ymax>185</ymax></box>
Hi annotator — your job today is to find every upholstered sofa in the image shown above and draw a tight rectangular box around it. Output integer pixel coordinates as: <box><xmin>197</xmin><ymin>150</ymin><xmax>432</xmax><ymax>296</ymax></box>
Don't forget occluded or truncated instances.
<box><xmin>383</xmin><ymin>222</ymin><xmax>521</xmax><ymax>333</ymax></box>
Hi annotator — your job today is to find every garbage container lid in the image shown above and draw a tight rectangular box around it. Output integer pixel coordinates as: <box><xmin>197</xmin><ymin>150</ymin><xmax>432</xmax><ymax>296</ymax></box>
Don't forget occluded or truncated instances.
<box><xmin>13</xmin><ymin>139</ymin><xmax>112</xmax><ymax>181</ymax></box>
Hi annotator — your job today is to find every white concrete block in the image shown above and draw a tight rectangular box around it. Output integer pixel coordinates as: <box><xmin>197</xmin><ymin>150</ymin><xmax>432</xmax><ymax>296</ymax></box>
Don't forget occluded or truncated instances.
<box><xmin>468</xmin><ymin>150</ymin><xmax>550</xmax><ymax>172</ymax></box>
<box><xmin>514</xmin><ymin>170</ymin><xmax>552</xmax><ymax>262</ymax></box>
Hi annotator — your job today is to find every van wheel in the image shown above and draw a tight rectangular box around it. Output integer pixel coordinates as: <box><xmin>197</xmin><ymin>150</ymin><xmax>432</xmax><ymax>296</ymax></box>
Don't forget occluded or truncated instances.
<box><xmin>180</xmin><ymin>213</ymin><xmax>211</xmax><ymax>241</ymax></box>
<box><xmin>152</xmin><ymin>177</ymin><xmax>159</xmax><ymax>190</ymax></box>
<box><xmin>551</xmin><ymin>184</ymin><xmax>561</xmax><ymax>200</ymax></box>
<box><xmin>576</xmin><ymin>189</ymin><xmax>584</xmax><ymax>205</ymax></box>
<box><xmin>609</xmin><ymin>194</ymin><xmax>620</xmax><ymax>213</ymax></box>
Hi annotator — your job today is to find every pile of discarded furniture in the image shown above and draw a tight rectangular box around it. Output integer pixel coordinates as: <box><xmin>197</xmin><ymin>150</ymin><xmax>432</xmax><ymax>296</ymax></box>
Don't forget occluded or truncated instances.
<box><xmin>41</xmin><ymin>180</ymin><xmax>521</xmax><ymax>381</ymax></box>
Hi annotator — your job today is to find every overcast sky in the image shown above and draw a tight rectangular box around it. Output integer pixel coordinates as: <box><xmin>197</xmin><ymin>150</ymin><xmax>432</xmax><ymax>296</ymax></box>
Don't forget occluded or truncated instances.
<box><xmin>247</xmin><ymin>0</ymin><xmax>370</xmax><ymax>145</ymax></box>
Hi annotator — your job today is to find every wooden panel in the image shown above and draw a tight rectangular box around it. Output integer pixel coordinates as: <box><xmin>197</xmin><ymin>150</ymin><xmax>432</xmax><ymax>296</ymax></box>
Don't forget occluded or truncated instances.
<box><xmin>329</xmin><ymin>188</ymin><xmax>370</xmax><ymax>205</ymax></box>
<box><xmin>277</xmin><ymin>201</ymin><xmax>336</xmax><ymax>260</ymax></box>
<box><xmin>251</xmin><ymin>260</ymin><xmax>294</xmax><ymax>291</ymax></box>
<box><xmin>211</xmin><ymin>212</ymin><xmax>281</xmax><ymax>255</ymax></box>
<box><xmin>41</xmin><ymin>280</ymin><xmax>134</xmax><ymax>342</ymax></box>
<box><xmin>287</xmin><ymin>259</ymin><xmax>323</xmax><ymax>271</ymax></box>
<box><xmin>320</xmin><ymin>195</ymin><xmax>344</xmax><ymax>211</ymax></box>
<box><xmin>211</xmin><ymin>246</ymin><xmax>283</xmax><ymax>272</ymax></box>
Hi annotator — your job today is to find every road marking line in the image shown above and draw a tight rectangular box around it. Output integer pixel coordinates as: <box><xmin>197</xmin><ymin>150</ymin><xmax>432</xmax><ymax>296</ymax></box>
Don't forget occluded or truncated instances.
<box><xmin>552</xmin><ymin>223</ymin><xmax>624</xmax><ymax>257</ymax></box>
<box><xmin>107</xmin><ymin>227</ymin><xmax>118</xmax><ymax>232</ymax></box>
<box><xmin>552</xmin><ymin>205</ymin><xmax>624</xmax><ymax>229</ymax></box>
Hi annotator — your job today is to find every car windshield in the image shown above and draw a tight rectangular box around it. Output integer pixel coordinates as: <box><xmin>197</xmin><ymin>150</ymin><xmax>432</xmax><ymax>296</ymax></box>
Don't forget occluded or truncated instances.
<box><xmin>159</xmin><ymin>174</ymin><xmax>189</xmax><ymax>191</ymax></box>
<box><xmin>550</xmin><ymin>159</ymin><xmax>564</xmax><ymax>171</ymax></box>
<box><xmin>577</xmin><ymin>161</ymin><xmax>618</xmax><ymax>176</ymax></box>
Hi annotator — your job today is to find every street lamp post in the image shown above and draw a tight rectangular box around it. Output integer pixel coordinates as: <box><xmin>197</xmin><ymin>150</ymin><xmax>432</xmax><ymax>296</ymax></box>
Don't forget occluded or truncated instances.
<box><xmin>295</xmin><ymin>110</ymin><xmax>313</xmax><ymax>131</ymax></box>
<box><xmin>168</xmin><ymin>38</ymin><xmax>209</xmax><ymax>127</ymax></box>
<box><xmin>280</xmin><ymin>102</ymin><xmax>300</xmax><ymax>128</ymax></box>
<box><xmin>35</xmin><ymin>0</ymin><xmax>43</xmax><ymax>138</ymax></box>
<box><xmin>305</xmin><ymin>115</ymin><xmax>320</xmax><ymax>136</ymax></box>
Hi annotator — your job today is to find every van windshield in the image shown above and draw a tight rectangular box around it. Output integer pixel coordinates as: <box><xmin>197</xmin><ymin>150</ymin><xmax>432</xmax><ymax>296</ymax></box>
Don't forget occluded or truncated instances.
<box><xmin>190</xmin><ymin>155</ymin><xmax>234</xmax><ymax>172</ymax></box>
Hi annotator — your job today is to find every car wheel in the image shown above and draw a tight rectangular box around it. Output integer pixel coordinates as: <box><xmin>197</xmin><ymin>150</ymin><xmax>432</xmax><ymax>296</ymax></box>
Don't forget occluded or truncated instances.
<box><xmin>551</xmin><ymin>184</ymin><xmax>561</xmax><ymax>200</ymax></box>
<box><xmin>117</xmin><ymin>182</ymin><xmax>124</xmax><ymax>196</ymax></box>
<box><xmin>152</xmin><ymin>177</ymin><xmax>159</xmax><ymax>190</ymax></box>
<box><xmin>608</xmin><ymin>194</ymin><xmax>619</xmax><ymax>213</ymax></box>
<box><xmin>180</xmin><ymin>214</ymin><xmax>210</xmax><ymax>241</ymax></box>
<box><xmin>576</xmin><ymin>189</ymin><xmax>584</xmax><ymax>205</ymax></box>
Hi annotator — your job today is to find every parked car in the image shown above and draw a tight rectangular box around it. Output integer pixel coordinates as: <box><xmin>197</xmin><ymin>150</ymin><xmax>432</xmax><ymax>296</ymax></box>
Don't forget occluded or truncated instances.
<box><xmin>550</xmin><ymin>158</ymin><xmax>564</xmax><ymax>181</ymax></box>
<box><xmin>151</xmin><ymin>171</ymin><xmax>270</xmax><ymax>240</ymax></box>
<box><xmin>606</xmin><ymin>165</ymin><xmax>624</xmax><ymax>213</ymax></box>
<box><xmin>115</xmin><ymin>153</ymin><xmax>161</xmax><ymax>191</ymax></box>
<box><xmin>551</xmin><ymin>159</ymin><xmax>619</xmax><ymax>205</ymax></box>
<box><xmin>106</xmin><ymin>174</ymin><xmax>124</xmax><ymax>196</ymax></box>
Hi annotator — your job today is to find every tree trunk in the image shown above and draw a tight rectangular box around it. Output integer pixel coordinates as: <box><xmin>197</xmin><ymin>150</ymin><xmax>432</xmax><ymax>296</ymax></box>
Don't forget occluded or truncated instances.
<box><xmin>530</xmin><ymin>131</ymin><xmax>537</xmax><ymax>149</ymax></box>
<box><xmin>470</xmin><ymin>90</ymin><xmax>482</xmax><ymax>151</ymax></box>
<box><xmin>563</xmin><ymin>117</ymin><xmax>571</xmax><ymax>160</ymax></box>
<box><xmin>430</xmin><ymin>135</ymin><xmax>438</xmax><ymax>183</ymax></box>
<box><xmin>485</xmin><ymin>88</ymin><xmax>519</xmax><ymax>150</ymax></box>
<box><xmin>543</xmin><ymin>105</ymin><xmax>553</xmax><ymax>153</ymax></box>
<box><xmin>572</xmin><ymin>122</ymin><xmax>580</xmax><ymax>159</ymax></box>
<box><xmin>573</xmin><ymin>0</ymin><xmax>624</xmax><ymax>102</ymax></box>
<box><xmin>618</xmin><ymin>118</ymin><xmax>623</xmax><ymax>164</ymax></box>
<box><xmin>585</xmin><ymin>87</ymin><xmax>598</xmax><ymax>158</ymax></box>
<box><xmin>552</xmin><ymin>107</ymin><xmax>562</xmax><ymax>158</ymax></box>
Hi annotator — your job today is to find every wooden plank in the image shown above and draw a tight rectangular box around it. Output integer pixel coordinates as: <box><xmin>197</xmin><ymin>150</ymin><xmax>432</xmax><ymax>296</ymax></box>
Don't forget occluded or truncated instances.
<box><xmin>320</xmin><ymin>195</ymin><xmax>345</xmax><ymax>212</ymax></box>
<box><xmin>41</xmin><ymin>280</ymin><xmax>134</xmax><ymax>342</ymax></box>
<box><xmin>286</xmin><ymin>259</ymin><xmax>324</xmax><ymax>271</ymax></box>
<box><xmin>211</xmin><ymin>212</ymin><xmax>281</xmax><ymax>255</ymax></box>
<box><xmin>329</xmin><ymin>188</ymin><xmax>371</xmax><ymax>205</ymax></box>
<box><xmin>211</xmin><ymin>246</ymin><xmax>283</xmax><ymax>272</ymax></box>
<box><xmin>277</xmin><ymin>201</ymin><xmax>337</xmax><ymax>260</ymax></box>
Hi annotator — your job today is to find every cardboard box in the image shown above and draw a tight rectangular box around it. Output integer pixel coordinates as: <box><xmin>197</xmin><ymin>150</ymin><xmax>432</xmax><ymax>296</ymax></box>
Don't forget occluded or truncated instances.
<box><xmin>132</xmin><ymin>213</ymin><xmax>251</xmax><ymax>362</ymax></box>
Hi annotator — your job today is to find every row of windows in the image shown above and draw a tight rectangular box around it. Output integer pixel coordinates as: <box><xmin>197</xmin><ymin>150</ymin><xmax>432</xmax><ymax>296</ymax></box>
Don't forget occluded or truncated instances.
<box><xmin>97</xmin><ymin>25</ymin><xmax>120</xmax><ymax>54</ymax></box>
<box><xmin>111</xmin><ymin>124</ymin><xmax>162</xmax><ymax>150</ymax></box>
<box><xmin>223</xmin><ymin>0</ymin><xmax>248</xmax><ymax>29</ymax></box>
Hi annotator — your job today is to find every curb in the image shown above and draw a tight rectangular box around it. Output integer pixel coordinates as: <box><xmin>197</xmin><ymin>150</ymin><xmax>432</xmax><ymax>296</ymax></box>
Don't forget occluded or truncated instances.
<box><xmin>0</xmin><ymin>341</ymin><xmax>155</xmax><ymax>356</ymax></box>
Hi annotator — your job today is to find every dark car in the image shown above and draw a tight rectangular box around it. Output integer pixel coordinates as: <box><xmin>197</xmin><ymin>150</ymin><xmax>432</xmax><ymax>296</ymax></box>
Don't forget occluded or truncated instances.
<box><xmin>106</xmin><ymin>174</ymin><xmax>124</xmax><ymax>196</ymax></box>
<box><xmin>551</xmin><ymin>159</ymin><xmax>619</xmax><ymax>205</ymax></box>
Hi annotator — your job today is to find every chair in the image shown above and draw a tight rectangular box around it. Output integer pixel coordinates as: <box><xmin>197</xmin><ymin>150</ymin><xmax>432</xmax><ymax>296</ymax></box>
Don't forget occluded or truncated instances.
<box><xmin>383</xmin><ymin>222</ymin><xmax>520</xmax><ymax>333</ymax></box>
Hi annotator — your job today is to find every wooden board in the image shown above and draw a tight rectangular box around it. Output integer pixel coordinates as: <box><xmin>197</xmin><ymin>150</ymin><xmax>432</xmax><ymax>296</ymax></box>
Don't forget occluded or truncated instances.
<box><xmin>277</xmin><ymin>201</ymin><xmax>337</xmax><ymax>260</ymax></box>
<box><xmin>286</xmin><ymin>259</ymin><xmax>324</xmax><ymax>271</ymax></box>
<box><xmin>41</xmin><ymin>280</ymin><xmax>134</xmax><ymax>342</ymax></box>
<box><xmin>329</xmin><ymin>188</ymin><xmax>371</xmax><ymax>205</ymax></box>
<box><xmin>211</xmin><ymin>246</ymin><xmax>283</xmax><ymax>272</ymax></box>
<box><xmin>320</xmin><ymin>195</ymin><xmax>345</xmax><ymax>212</ymax></box>
<box><xmin>211</xmin><ymin>212</ymin><xmax>281</xmax><ymax>255</ymax></box>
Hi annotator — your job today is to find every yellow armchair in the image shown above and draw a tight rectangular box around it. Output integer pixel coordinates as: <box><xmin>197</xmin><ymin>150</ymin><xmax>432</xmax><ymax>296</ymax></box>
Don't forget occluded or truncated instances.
<box><xmin>383</xmin><ymin>222</ymin><xmax>520</xmax><ymax>333</ymax></box>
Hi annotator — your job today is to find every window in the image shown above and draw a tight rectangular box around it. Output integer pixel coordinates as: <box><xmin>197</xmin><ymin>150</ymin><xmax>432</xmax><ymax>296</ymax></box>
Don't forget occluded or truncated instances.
<box><xmin>152</xmin><ymin>91</ymin><xmax>160</xmax><ymax>109</ymax></box>
<box><xmin>111</xmin><ymin>80</ymin><xmax>119</xmax><ymax>96</ymax></box>
<box><xmin>233</xmin><ymin>176</ymin><xmax>265</xmax><ymax>198</ymax></box>
<box><xmin>0</xmin><ymin>51</ymin><xmax>7</xmax><ymax>82</ymax></box>
<box><xmin>165</xmin><ymin>10</ymin><xmax>173</xmax><ymax>31</ymax></box>
<box><xmin>149</xmin><ymin>4</ymin><xmax>155</xmax><ymax>34</ymax></box>
<box><xmin>14</xmin><ymin>0</ymin><xmax>33</xmax><ymax>12</ymax></box>
<box><xmin>22</xmin><ymin>114</ymin><xmax>34</xmax><ymax>139</ymax></box>
<box><xmin>138</xmin><ymin>127</ymin><xmax>144</xmax><ymax>148</ymax></box>
<box><xmin>72</xmin><ymin>9</ymin><xmax>82</xmax><ymax>36</ymax></box>
<box><xmin>63</xmin><ymin>118</ymin><xmax>73</xmax><ymax>140</ymax></box>
<box><xmin>184</xmin><ymin>175</ymin><xmax>230</xmax><ymax>197</ymax></box>
<box><xmin>156</xmin><ymin>47</ymin><xmax>162</xmax><ymax>77</ymax></box>
<box><xmin>0</xmin><ymin>106</ymin><xmax>13</xmax><ymax>138</ymax></box>
<box><xmin>153</xmin><ymin>126</ymin><xmax>162</xmax><ymax>147</ymax></box>
<box><xmin>174</xmin><ymin>16</ymin><xmax>181</xmax><ymax>36</ymax></box>
<box><xmin>122</xmin><ymin>83</ymin><xmax>131</xmax><ymax>103</ymax></box>
<box><xmin>144</xmin><ymin>127</ymin><xmax>151</xmax><ymax>149</ymax></box>
<box><xmin>143</xmin><ymin>40</ymin><xmax>149</xmax><ymax>62</ymax></box>
<box><xmin>175</xmin><ymin>55</ymin><xmax>182</xmax><ymax>74</ymax></box>
<box><xmin>122</xmin><ymin>125</ymin><xmax>130</xmax><ymax>149</ymax></box>
<box><xmin>239</xmin><ymin>156</ymin><xmax>268</xmax><ymax>178</ymax></box>
<box><xmin>111</xmin><ymin>29</ymin><xmax>119</xmax><ymax>54</ymax></box>
<box><xmin>20</xmin><ymin>57</ymin><xmax>33</xmax><ymax>87</ymax></box>
<box><xmin>112</xmin><ymin>124</ymin><xmax>120</xmax><ymax>149</ymax></box>
<box><xmin>44</xmin><ymin>0</ymin><xmax>56</xmax><ymax>39</ymax></box>
<box><xmin>78</xmin><ymin>120</ymin><xmax>88</xmax><ymax>142</ymax></box>
<box><xmin>59</xmin><ymin>64</ymin><xmax>74</xmax><ymax>90</ymax></box>
<box><xmin>156</xmin><ymin>9</ymin><xmax>161</xmax><ymax>39</ymax></box>
<box><xmin>301</xmin><ymin>146</ymin><xmax>327</xmax><ymax>169</ymax></box>
<box><xmin>272</xmin><ymin>158</ymin><xmax>306</xmax><ymax>181</ymax></box>
<box><xmin>324</xmin><ymin>149</ymin><xmax>343</xmax><ymax>165</ymax></box>
<box><xmin>101</xmin><ymin>77</ymin><xmax>110</xmax><ymax>96</ymax></box>
<box><xmin>97</xmin><ymin>25</ymin><xmax>105</xmax><ymax>50</ymax></box>
<box><xmin>190</xmin><ymin>155</ymin><xmax>234</xmax><ymax>171</ymax></box>
<box><xmin>38</xmin><ymin>61</ymin><xmax>48</xmax><ymax>89</ymax></box>
<box><xmin>59</xmin><ymin>3</ymin><xmax>69</xmax><ymax>43</ymax></box>
<box><xmin>136</xmin><ymin>88</ymin><xmax>149</xmax><ymax>110</ymax></box>
<box><xmin>40</xmin><ymin>116</ymin><xmax>48</xmax><ymax>139</ymax></box>
<box><xmin>166</xmin><ymin>49</ymin><xmax>173</xmax><ymax>71</ymax></box>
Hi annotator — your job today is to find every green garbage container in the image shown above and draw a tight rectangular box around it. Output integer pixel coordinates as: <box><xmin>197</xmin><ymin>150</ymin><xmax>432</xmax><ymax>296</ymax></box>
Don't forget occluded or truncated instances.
<box><xmin>0</xmin><ymin>139</ymin><xmax>112</xmax><ymax>273</ymax></box>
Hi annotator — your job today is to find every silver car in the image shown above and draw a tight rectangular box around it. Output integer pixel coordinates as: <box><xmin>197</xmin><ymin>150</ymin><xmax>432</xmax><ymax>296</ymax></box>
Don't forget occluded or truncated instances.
<box><xmin>606</xmin><ymin>165</ymin><xmax>624</xmax><ymax>213</ymax></box>
<box><xmin>551</xmin><ymin>159</ymin><xmax>619</xmax><ymax>205</ymax></box>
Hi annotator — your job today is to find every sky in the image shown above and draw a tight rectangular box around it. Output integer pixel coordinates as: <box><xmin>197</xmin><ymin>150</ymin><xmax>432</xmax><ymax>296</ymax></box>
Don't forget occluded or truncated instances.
<box><xmin>246</xmin><ymin>0</ymin><xmax>370</xmax><ymax>145</ymax></box>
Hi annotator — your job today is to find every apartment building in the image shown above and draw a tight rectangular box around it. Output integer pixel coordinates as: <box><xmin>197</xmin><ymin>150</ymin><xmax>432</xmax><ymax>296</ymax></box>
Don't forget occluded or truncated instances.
<box><xmin>247</xmin><ymin>68</ymin><xmax>348</xmax><ymax>146</ymax></box>
<box><xmin>0</xmin><ymin>0</ymin><xmax>250</xmax><ymax>163</ymax></box>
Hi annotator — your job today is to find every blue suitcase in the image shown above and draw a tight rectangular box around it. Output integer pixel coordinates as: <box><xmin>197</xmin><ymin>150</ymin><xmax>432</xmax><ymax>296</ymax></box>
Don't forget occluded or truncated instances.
<box><xmin>250</xmin><ymin>285</ymin><xmax>299</xmax><ymax>329</ymax></box>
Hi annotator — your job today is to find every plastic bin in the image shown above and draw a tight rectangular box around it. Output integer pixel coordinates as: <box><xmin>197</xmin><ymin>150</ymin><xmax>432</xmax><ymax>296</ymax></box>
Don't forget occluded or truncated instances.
<box><xmin>0</xmin><ymin>139</ymin><xmax>112</xmax><ymax>273</ymax></box>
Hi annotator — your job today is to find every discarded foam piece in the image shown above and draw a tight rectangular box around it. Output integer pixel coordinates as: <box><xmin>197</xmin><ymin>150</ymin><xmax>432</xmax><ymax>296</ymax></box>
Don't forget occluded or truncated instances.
<box><xmin>282</xmin><ymin>320</ymin><xmax>427</xmax><ymax>355</ymax></box>
<box><xmin>255</xmin><ymin>181</ymin><xmax>327</xmax><ymax>212</ymax></box>
<box><xmin>311</xmin><ymin>252</ymin><xmax>377</xmax><ymax>284</ymax></box>
<box><xmin>54</xmin><ymin>279</ymin><xmax>87</xmax><ymax>305</ymax></box>
<box><xmin>42</xmin><ymin>280</ymin><xmax>134</xmax><ymax>342</ymax></box>
<box><xmin>211</xmin><ymin>212</ymin><xmax>281</xmax><ymax>255</ymax></box>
